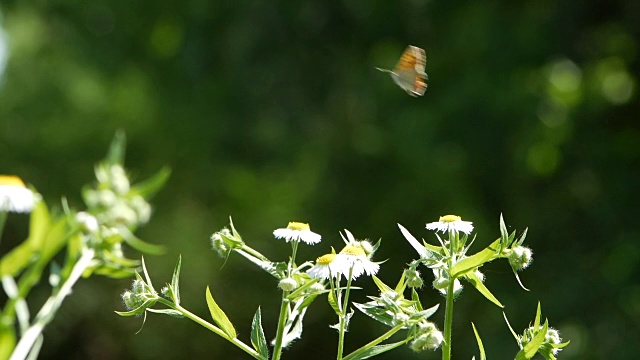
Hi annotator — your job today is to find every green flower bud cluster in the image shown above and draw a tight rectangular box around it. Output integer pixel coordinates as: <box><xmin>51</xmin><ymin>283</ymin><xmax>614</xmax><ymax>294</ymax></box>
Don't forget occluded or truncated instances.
<box><xmin>410</xmin><ymin>321</ymin><xmax>443</xmax><ymax>352</ymax></box>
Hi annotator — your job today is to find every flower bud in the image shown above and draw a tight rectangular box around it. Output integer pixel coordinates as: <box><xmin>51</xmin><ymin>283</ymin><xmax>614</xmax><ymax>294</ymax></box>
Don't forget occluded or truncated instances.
<box><xmin>410</xmin><ymin>326</ymin><xmax>443</xmax><ymax>352</ymax></box>
<box><xmin>509</xmin><ymin>246</ymin><xmax>533</xmax><ymax>270</ymax></box>
<box><xmin>75</xmin><ymin>211</ymin><xmax>99</xmax><ymax>234</ymax></box>
<box><xmin>210</xmin><ymin>231</ymin><xmax>230</xmax><ymax>257</ymax></box>
<box><xmin>122</xmin><ymin>291</ymin><xmax>145</xmax><ymax>310</ymax></box>
<box><xmin>278</xmin><ymin>278</ymin><xmax>298</xmax><ymax>291</ymax></box>
<box><xmin>130</xmin><ymin>279</ymin><xmax>147</xmax><ymax>294</ymax></box>
<box><xmin>405</xmin><ymin>269</ymin><xmax>424</xmax><ymax>288</ymax></box>
<box><xmin>308</xmin><ymin>282</ymin><xmax>325</xmax><ymax>293</ymax></box>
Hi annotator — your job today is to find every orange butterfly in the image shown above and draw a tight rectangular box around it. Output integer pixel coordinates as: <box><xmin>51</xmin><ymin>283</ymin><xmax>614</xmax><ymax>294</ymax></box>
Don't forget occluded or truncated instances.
<box><xmin>377</xmin><ymin>45</ymin><xmax>428</xmax><ymax>97</ymax></box>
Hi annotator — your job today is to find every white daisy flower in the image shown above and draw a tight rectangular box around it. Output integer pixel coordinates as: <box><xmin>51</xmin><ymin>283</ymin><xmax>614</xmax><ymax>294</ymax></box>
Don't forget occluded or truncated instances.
<box><xmin>339</xmin><ymin>243</ymin><xmax>380</xmax><ymax>278</ymax></box>
<box><xmin>426</xmin><ymin>215</ymin><xmax>473</xmax><ymax>235</ymax></box>
<box><xmin>338</xmin><ymin>230</ymin><xmax>380</xmax><ymax>279</ymax></box>
<box><xmin>307</xmin><ymin>253</ymin><xmax>349</xmax><ymax>280</ymax></box>
<box><xmin>273</xmin><ymin>222</ymin><xmax>321</xmax><ymax>245</ymax></box>
<box><xmin>0</xmin><ymin>175</ymin><xmax>37</xmax><ymax>213</ymax></box>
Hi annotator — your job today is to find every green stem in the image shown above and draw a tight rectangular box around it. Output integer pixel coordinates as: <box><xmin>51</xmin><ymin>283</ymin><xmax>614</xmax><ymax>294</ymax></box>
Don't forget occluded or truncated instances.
<box><xmin>441</xmin><ymin>277</ymin><xmax>455</xmax><ymax>360</ymax></box>
<box><xmin>290</xmin><ymin>241</ymin><xmax>299</xmax><ymax>268</ymax></box>
<box><xmin>172</xmin><ymin>302</ymin><xmax>265</xmax><ymax>360</ymax></box>
<box><xmin>271</xmin><ymin>291</ymin><xmax>290</xmax><ymax>360</ymax></box>
<box><xmin>0</xmin><ymin>210</ymin><xmax>7</xmax><ymax>245</ymax></box>
<box><xmin>337</xmin><ymin>268</ymin><xmax>354</xmax><ymax>360</ymax></box>
<box><xmin>10</xmin><ymin>247</ymin><xmax>95</xmax><ymax>360</ymax></box>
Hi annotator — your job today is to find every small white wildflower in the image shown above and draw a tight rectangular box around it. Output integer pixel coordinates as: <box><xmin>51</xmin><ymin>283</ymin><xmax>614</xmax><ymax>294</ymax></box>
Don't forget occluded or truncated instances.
<box><xmin>0</xmin><ymin>175</ymin><xmax>36</xmax><ymax>213</ymax></box>
<box><xmin>338</xmin><ymin>230</ymin><xmax>380</xmax><ymax>279</ymax></box>
<box><xmin>307</xmin><ymin>253</ymin><xmax>347</xmax><ymax>280</ymax></box>
<box><xmin>273</xmin><ymin>222</ymin><xmax>321</xmax><ymax>245</ymax></box>
<box><xmin>426</xmin><ymin>215</ymin><xmax>474</xmax><ymax>235</ymax></box>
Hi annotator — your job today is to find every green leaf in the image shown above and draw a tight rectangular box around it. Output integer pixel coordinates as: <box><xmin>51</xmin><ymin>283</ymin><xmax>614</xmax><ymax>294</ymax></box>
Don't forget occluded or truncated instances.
<box><xmin>345</xmin><ymin>340</ymin><xmax>407</xmax><ymax>360</ymax></box>
<box><xmin>411</xmin><ymin>288</ymin><xmax>423</xmax><ymax>311</ymax></box>
<box><xmin>131</xmin><ymin>166</ymin><xmax>171</xmax><ymax>199</ymax></box>
<box><xmin>394</xmin><ymin>270</ymin><xmax>407</xmax><ymax>294</ymax></box>
<box><xmin>533</xmin><ymin>302</ymin><xmax>542</xmax><ymax>330</ymax></box>
<box><xmin>499</xmin><ymin>214</ymin><xmax>509</xmax><ymax>247</ymax></box>
<box><xmin>118</xmin><ymin>225</ymin><xmax>166</xmax><ymax>255</ymax></box>
<box><xmin>471</xmin><ymin>322</ymin><xmax>486</xmax><ymax>360</ymax></box>
<box><xmin>353</xmin><ymin>301</ymin><xmax>395</xmax><ymax>327</ymax></box>
<box><xmin>105</xmin><ymin>130</ymin><xmax>127</xmax><ymax>165</ymax></box>
<box><xmin>523</xmin><ymin>320</ymin><xmax>548</xmax><ymax>359</ymax></box>
<box><xmin>0</xmin><ymin>200</ymin><xmax>52</xmax><ymax>276</ymax></box>
<box><xmin>0</xmin><ymin>323</ymin><xmax>16</xmax><ymax>360</ymax></box>
<box><xmin>205</xmin><ymin>286</ymin><xmax>237</xmax><ymax>339</ymax></box>
<box><xmin>450</xmin><ymin>239</ymin><xmax>501</xmax><ymax>278</ymax></box>
<box><xmin>327</xmin><ymin>288</ymin><xmax>342</xmax><ymax>315</ymax></box>
<box><xmin>503</xmin><ymin>312</ymin><xmax>520</xmax><ymax>341</ymax></box>
<box><xmin>372</xmin><ymin>275</ymin><xmax>393</xmax><ymax>294</ymax></box>
<box><xmin>170</xmin><ymin>256</ymin><xmax>182</xmax><ymax>304</ymax></box>
<box><xmin>251</xmin><ymin>307</ymin><xmax>269</xmax><ymax>358</ymax></box>
<box><xmin>465</xmin><ymin>272</ymin><xmax>504</xmax><ymax>308</ymax></box>
<box><xmin>146</xmin><ymin>308</ymin><xmax>184</xmax><ymax>318</ymax></box>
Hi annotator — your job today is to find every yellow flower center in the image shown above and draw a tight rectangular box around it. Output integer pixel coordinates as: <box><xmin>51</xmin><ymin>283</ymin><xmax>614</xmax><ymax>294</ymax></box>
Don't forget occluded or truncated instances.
<box><xmin>340</xmin><ymin>244</ymin><xmax>366</xmax><ymax>257</ymax></box>
<box><xmin>439</xmin><ymin>215</ymin><xmax>461</xmax><ymax>223</ymax></box>
<box><xmin>0</xmin><ymin>175</ymin><xmax>26</xmax><ymax>188</ymax></box>
<box><xmin>316</xmin><ymin>253</ymin><xmax>336</xmax><ymax>265</ymax></box>
<box><xmin>287</xmin><ymin>222</ymin><xmax>310</xmax><ymax>231</ymax></box>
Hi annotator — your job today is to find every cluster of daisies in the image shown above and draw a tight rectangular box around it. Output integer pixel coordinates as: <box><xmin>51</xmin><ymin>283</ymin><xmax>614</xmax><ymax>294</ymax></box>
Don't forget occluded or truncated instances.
<box><xmin>272</xmin><ymin>216</ymin><xmax>478</xmax><ymax>283</ymax></box>
<box><xmin>273</xmin><ymin>222</ymin><xmax>380</xmax><ymax>281</ymax></box>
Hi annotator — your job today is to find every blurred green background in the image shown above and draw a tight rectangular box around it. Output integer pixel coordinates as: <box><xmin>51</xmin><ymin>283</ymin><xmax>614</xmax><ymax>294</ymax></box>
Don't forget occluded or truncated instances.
<box><xmin>1</xmin><ymin>1</ymin><xmax>639</xmax><ymax>359</ymax></box>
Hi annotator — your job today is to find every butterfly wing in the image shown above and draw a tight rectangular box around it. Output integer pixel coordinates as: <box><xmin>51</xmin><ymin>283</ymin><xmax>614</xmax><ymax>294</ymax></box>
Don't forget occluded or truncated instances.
<box><xmin>391</xmin><ymin>46</ymin><xmax>428</xmax><ymax>97</ymax></box>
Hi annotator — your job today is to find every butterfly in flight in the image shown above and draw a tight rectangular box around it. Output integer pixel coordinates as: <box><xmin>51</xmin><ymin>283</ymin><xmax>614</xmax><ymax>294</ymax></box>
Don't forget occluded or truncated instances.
<box><xmin>376</xmin><ymin>45</ymin><xmax>428</xmax><ymax>97</ymax></box>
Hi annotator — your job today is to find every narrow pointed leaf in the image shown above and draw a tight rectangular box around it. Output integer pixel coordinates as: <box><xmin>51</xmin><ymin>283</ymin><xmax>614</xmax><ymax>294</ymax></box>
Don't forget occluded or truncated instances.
<box><xmin>398</xmin><ymin>224</ymin><xmax>429</xmax><ymax>258</ymax></box>
<box><xmin>372</xmin><ymin>275</ymin><xmax>393</xmax><ymax>294</ymax></box>
<box><xmin>251</xmin><ymin>307</ymin><xmax>269</xmax><ymax>358</ymax></box>
<box><xmin>499</xmin><ymin>214</ymin><xmax>509</xmax><ymax>246</ymax></box>
<box><xmin>465</xmin><ymin>272</ymin><xmax>503</xmax><ymax>308</ymax></box>
<box><xmin>146</xmin><ymin>308</ymin><xmax>184</xmax><ymax>318</ymax></box>
<box><xmin>471</xmin><ymin>322</ymin><xmax>486</xmax><ymax>360</ymax></box>
<box><xmin>345</xmin><ymin>340</ymin><xmax>407</xmax><ymax>360</ymax></box>
<box><xmin>328</xmin><ymin>289</ymin><xmax>341</xmax><ymax>315</ymax></box>
<box><xmin>205</xmin><ymin>286</ymin><xmax>237</xmax><ymax>339</ymax></box>
<box><xmin>119</xmin><ymin>225</ymin><xmax>166</xmax><ymax>255</ymax></box>
<box><xmin>105</xmin><ymin>130</ymin><xmax>127</xmax><ymax>165</ymax></box>
<box><xmin>523</xmin><ymin>320</ymin><xmax>548</xmax><ymax>359</ymax></box>
<box><xmin>171</xmin><ymin>256</ymin><xmax>182</xmax><ymax>304</ymax></box>
<box><xmin>451</xmin><ymin>239</ymin><xmax>501</xmax><ymax>278</ymax></box>
<box><xmin>394</xmin><ymin>271</ymin><xmax>407</xmax><ymax>294</ymax></box>
<box><xmin>131</xmin><ymin>166</ymin><xmax>171</xmax><ymax>199</ymax></box>
<box><xmin>503</xmin><ymin>312</ymin><xmax>520</xmax><ymax>341</ymax></box>
<box><xmin>411</xmin><ymin>289</ymin><xmax>423</xmax><ymax>311</ymax></box>
<box><xmin>533</xmin><ymin>302</ymin><xmax>542</xmax><ymax>330</ymax></box>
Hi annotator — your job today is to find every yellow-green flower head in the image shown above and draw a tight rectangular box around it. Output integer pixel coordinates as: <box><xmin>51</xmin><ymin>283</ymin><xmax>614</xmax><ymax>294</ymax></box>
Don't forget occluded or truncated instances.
<box><xmin>273</xmin><ymin>222</ymin><xmax>321</xmax><ymax>245</ymax></box>
<box><xmin>426</xmin><ymin>215</ymin><xmax>474</xmax><ymax>235</ymax></box>
<box><xmin>0</xmin><ymin>175</ymin><xmax>37</xmax><ymax>213</ymax></box>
